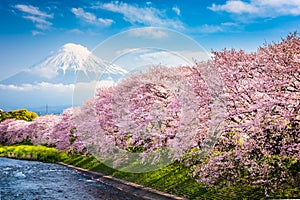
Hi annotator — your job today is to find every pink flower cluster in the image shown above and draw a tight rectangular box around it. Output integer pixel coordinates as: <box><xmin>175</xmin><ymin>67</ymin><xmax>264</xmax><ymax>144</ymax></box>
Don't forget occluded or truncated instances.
<box><xmin>192</xmin><ymin>33</ymin><xmax>300</xmax><ymax>194</ymax></box>
<box><xmin>0</xmin><ymin>110</ymin><xmax>85</xmax><ymax>153</ymax></box>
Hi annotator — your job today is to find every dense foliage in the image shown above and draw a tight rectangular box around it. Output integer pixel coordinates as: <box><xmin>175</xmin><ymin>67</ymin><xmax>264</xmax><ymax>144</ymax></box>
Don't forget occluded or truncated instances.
<box><xmin>0</xmin><ymin>109</ymin><xmax>38</xmax><ymax>122</ymax></box>
<box><xmin>0</xmin><ymin>33</ymin><xmax>299</xmax><ymax>197</ymax></box>
<box><xmin>192</xmin><ymin>33</ymin><xmax>300</xmax><ymax>195</ymax></box>
<box><xmin>0</xmin><ymin>145</ymin><xmax>68</xmax><ymax>162</ymax></box>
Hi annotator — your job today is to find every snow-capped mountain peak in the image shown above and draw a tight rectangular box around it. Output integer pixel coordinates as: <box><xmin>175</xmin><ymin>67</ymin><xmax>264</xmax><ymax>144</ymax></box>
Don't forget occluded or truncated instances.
<box><xmin>34</xmin><ymin>43</ymin><xmax>92</xmax><ymax>76</ymax></box>
<box><xmin>1</xmin><ymin>43</ymin><xmax>127</xmax><ymax>85</ymax></box>
<box><xmin>33</xmin><ymin>43</ymin><xmax>127</xmax><ymax>78</ymax></box>
<box><xmin>60</xmin><ymin>43</ymin><xmax>90</xmax><ymax>54</ymax></box>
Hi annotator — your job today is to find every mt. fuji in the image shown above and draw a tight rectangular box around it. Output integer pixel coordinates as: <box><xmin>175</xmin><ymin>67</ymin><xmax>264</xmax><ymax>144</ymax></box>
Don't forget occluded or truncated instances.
<box><xmin>0</xmin><ymin>43</ymin><xmax>128</xmax><ymax>113</ymax></box>
<box><xmin>1</xmin><ymin>43</ymin><xmax>127</xmax><ymax>85</ymax></box>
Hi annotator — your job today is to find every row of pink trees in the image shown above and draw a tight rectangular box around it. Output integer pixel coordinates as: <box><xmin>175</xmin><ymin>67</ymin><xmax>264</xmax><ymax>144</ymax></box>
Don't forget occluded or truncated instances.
<box><xmin>0</xmin><ymin>110</ymin><xmax>85</xmax><ymax>153</ymax></box>
<box><xmin>0</xmin><ymin>33</ymin><xmax>299</xmax><ymax>194</ymax></box>
<box><xmin>192</xmin><ymin>33</ymin><xmax>300</xmax><ymax>194</ymax></box>
<box><xmin>93</xmin><ymin>67</ymin><xmax>211</xmax><ymax>155</ymax></box>
<box><xmin>71</xmin><ymin>66</ymin><xmax>213</xmax><ymax>171</ymax></box>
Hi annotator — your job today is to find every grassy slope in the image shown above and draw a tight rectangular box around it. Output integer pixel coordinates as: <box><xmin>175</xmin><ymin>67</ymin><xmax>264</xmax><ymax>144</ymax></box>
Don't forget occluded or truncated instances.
<box><xmin>63</xmin><ymin>154</ymin><xmax>207</xmax><ymax>199</ymax></box>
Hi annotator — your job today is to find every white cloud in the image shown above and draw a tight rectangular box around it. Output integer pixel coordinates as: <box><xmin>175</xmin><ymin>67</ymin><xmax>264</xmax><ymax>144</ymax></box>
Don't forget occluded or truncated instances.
<box><xmin>68</xmin><ymin>29</ymin><xmax>84</xmax><ymax>34</ymax></box>
<box><xmin>23</xmin><ymin>15</ymin><xmax>52</xmax><ymax>30</ymax></box>
<box><xmin>0</xmin><ymin>79</ymin><xmax>117</xmax><ymax>109</ymax></box>
<box><xmin>98</xmin><ymin>18</ymin><xmax>115</xmax><ymax>26</ymax></box>
<box><xmin>198</xmin><ymin>24</ymin><xmax>224</xmax><ymax>33</ymax></box>
<box><xmin>31</xmin><ymin>30</ymin><xmax>43</xmax><ymax>36</ymax></box>
<box><xmin>0</xmin><ymin>80</ymin><xmax>114</xmax><ymax>92</ymax></box>
<box><xmin>172</xmin><ymin>6</ymin><xmax>181</xmax><ymax>16</ymax></box>
<box><xmin>0</xmin><ymin>82</ymin><xmax>74</xmax><ymax>92</ymax></box>
<box><xmin>138</xmin><ymin>51</ymin><xmax>191</xmax><ymax>67</ymax></box>
<box><xmin>71</xmin><ymin>8</ymin><xmax>96</xmax><ymax>23</ymax></box>
<box><xmin>95</xmin><ymin>1</ymin><xmax>184</xmax><ymax>29</ymax></box>
<box><xmin>209</xmin><ymin>1</ymin><xmax>257</xmax><ymax>14</ymax></box>
<box><xmin>191</xmin><ymin>22</ymin><xmax>241</xmax><ymax>34</ymax></box>
<box><xmin>29</xmin><ymin>66</ymin><xmax>57</xmax><ymax>79</ymax></box>
<box><xmin>14</xmin><ymin>4</ymin><xmax>53</xmax><ymax>33</ymax></box>
<box><xmin>128</xmin><ymin>27</ymin><xmax>169</xmax><ymax>38</ymax></box>
<box><xmin>113</xmin><ymin>49</ymin><xmax>210</xmax><ymax>71</ymax></box>
<box><xmin>178</xmin><ymin>50</ymin><xmax>212</xmax><ymax>62</ymax></box>
<box><xmin>71</xmin><ymin>8</ymin><xmax>114</xmax><ymax>26</ymax></box>
<box><xmin>209</xmin><ymin>0</ymin><xmax>300</xmax><ymax>17</ymax></box>
<box><xmin>255</xmin><ymin>0</ymin><xmax>300</xmax><ymax>8</ymax></box>
<box><xmin>14</xmin><ymin>4</ymin><xmax>53</xmax><ymax>18</ymax></box>
<box><xmin>221</xmin><ymin>22</ymin><xmax>239</xmax><ymax>27</ymax></box>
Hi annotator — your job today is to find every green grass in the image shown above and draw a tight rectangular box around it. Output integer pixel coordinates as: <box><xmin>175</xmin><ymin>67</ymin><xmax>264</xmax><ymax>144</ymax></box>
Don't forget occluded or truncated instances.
<box><xmin>0</xmin><ymin>145</ymin><xmax>68</xmax><ymax>163</ymax></box>
<box><xmin>63</xmin><ymin>154</ymin><xmax>300</xmax><ymax>199</ymax></box>
<box><xmin>63</xmin><ymin>154</ymin><xmax>208</xmax><ymax>199</ymax></box>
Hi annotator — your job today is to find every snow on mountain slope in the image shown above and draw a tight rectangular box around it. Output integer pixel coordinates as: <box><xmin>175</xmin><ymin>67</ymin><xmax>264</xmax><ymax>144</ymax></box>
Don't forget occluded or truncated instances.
<box><xmin>1</xmin><ymin>43</ymin><xmax>127</xmax><ymax>85</ymax></box>
<box><xmin>34</xmin><ymin>43</ymin><xmax>127</xmax><ymax>77</ymax></box>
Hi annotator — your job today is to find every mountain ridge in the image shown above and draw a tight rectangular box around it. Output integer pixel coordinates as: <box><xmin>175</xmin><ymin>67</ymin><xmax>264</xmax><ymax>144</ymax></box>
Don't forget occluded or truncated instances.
<box><xmin>0</xmin><ymin>43</ymin><xmax>127</xmax><ymax>85</ymax></box>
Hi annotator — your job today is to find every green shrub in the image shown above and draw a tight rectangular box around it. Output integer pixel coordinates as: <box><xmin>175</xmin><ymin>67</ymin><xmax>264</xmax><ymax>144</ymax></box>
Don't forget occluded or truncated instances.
<box><xmin>0</xmin><ymin>109</ymin><xmax>38</xmax><ymax>122</ymax></box>
<box><xmin>0</xmin><ymin>145</ymin><xmax>68</xmax><ymax>162</ymax></box>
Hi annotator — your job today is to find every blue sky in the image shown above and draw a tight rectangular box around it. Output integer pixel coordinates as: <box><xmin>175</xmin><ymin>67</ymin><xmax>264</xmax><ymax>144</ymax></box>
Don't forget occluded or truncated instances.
<box><xmin>1</xmin><ymin>0</ymin><xmax>300</xmax><ymax>81</ymax></box>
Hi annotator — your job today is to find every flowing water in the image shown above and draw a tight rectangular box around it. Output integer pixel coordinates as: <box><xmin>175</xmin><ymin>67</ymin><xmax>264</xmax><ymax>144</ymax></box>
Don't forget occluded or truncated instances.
<box><xmin>0</xmin><ymin>157</ymin><xmax>136</xmax><ymax>200</ymax></box>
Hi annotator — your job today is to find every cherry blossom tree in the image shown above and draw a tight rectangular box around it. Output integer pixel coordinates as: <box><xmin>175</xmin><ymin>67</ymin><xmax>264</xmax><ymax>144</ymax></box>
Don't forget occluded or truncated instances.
<box><xmin>90</xmin><ymin>66</ymin><xmax>212</xmax><ymax>168</ymax></box>
<box><xmin>192</xmin><ymin>32</ymin><xmax>300</xmax><ymax>194</ymax></box>
<box><xmin>51</xmin><ymin>108</ymin><xmax>85</xmax><ymax>152</ymax></box>
<box><xmin>0</xmin><ymin>118</ymin><xmax>32</xmax><ymax>144</ymax></box>
<box><xmin>0</xmin><ymin>119</ymin><xmax>15</xmax><ymax>144</ymax></box>
<box><xmin>27</xmin><ymin>114</ymin><xmax>62</xmax><ymax>147</ymax></box>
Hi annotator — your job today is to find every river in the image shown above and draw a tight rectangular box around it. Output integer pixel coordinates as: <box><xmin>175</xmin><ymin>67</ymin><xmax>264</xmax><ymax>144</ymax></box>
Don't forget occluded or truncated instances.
<box><xmin>0</xmin><ymin>157</ymin><xmax>137</xmax><ymax>200</ymax></box>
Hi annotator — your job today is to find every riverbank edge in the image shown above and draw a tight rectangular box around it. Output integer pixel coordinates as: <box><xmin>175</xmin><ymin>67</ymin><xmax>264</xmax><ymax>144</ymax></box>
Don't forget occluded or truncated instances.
<box><xmin>0</xmin><ymin>154</ymin><xmax>186</xmax><ymax>200</ymax></box>
<box><xmin>1</xmin><ymin>145</ymin><xmax>299</xmax><ymax>199</ymax></box>
<box><xmin>0</xmin><ymin>145</ymin><xmax>187</xmax><ymax>199</ymax></box>
<box><xmin>58</xmin><ymin>162</ymin><xmax>187</xmax><ymax>200</ymax></box>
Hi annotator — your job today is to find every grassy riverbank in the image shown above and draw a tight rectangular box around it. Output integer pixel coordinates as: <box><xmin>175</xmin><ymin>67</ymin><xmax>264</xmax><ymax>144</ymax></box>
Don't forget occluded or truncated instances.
<box><xmin>1</xmin><ymin>145</ymin><xmax>299</xmax><ymax>199</ymax></box>
<box><xmin>0</xmin><ymin>145</ymin><xmax>68</xmax><ymax>163</ymax></box>
<box><xmin>0</xmin><ymin>145</ymin><xmax>207</xmax><ymax>199</ymax></box>
<box><xmin>63</xmin><ymin>155</ymin><xmax>290</xmax><ymax>199</ymax></box>
<box><xmin>63</xmin><ymin>154</ymin><xmax>208</xmax><ymax>199</ymax></box>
